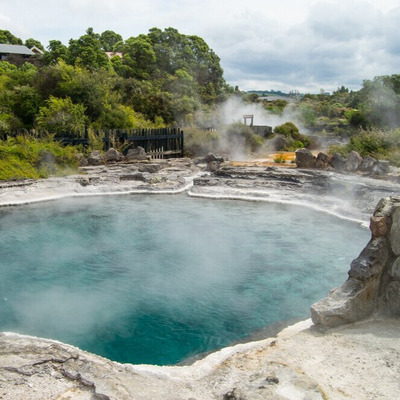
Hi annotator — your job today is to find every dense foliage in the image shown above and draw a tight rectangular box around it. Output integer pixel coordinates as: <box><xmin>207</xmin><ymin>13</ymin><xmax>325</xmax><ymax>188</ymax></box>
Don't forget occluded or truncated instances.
<box><xmin>0</xmin><ymin>27</ymin><xmax>228</xmax><ymax>135</ymax></box>
<box><xmin>0</xmin><ymin>135</ymin><xmax>79</xmax><ymax>180</ymax></box>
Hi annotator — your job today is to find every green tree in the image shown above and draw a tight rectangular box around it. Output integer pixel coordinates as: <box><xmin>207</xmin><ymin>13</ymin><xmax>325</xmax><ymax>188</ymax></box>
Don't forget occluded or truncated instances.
<box><xmin>99</xmin><ymin>30</ymin><xmax>123</xmax><ymax>52</ymax></box>
<box><xmin>43</xmin><ymin>40</ymin><xmax>68</xmax><ymax>65</ymax></box>
<box><xmin>122</xmin><ymin>35</ymin><xmax>156</xmax><ymax>79</ymax></box>
<box><xmin>24</xmin><ymin>38</ymin><xmax>45</xmax><ymax>51</ymax></box>
<box><xmin>36</xmin><ymin>96</ymin><xmax>87</xmax><ymax>135</ymax></box>
<box><xmin>67</xmin><ymin>28</ymin><xmax>109</xmax><ymax>69</ymax></box>
<box><xmin>0</xmin><ymin>30</ymin><xmax>22</xmax><ymax>44</ymax></box>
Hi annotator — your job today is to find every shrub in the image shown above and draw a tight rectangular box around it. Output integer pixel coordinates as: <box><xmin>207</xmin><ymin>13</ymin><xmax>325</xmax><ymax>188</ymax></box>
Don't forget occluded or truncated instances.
<box><xmin>36</xmin><ymin>96</ymin><xmax>87</xmax><ymax>135</ymax></box>
<box><xmin>274</xmin><ymin>154</ymin><xmax>286</xmax><ymax>163</ymax></box>
<box><xmin>225</xmin><ymin>122</ymin><xmax>264</xmax><ymax>153</ymax></box>
<box><xmin>0</xmin><ymin>135</ymin><xmax>79</xmax><ymax>180</ymax></box>
<box><xmin>274</xmin><ymin>122</ymin><xmax>311</xmax><ymax>150</ymax></box>
<box><xmin>274</xmin><ymin>122</ymin><xmax>299</xmax><ymax>137</ymax></box>
<box><xmin>184</xmin><ymin>127</ymin><xmax>220</xmax><ymax>157</ymax></box>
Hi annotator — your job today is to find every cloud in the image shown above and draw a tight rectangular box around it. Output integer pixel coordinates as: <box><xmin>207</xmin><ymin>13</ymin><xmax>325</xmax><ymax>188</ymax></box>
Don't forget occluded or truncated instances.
<box><xmin>1</xmin><ymin>0</ymin><xmax>400</xmax><ymax>92</ymax></box>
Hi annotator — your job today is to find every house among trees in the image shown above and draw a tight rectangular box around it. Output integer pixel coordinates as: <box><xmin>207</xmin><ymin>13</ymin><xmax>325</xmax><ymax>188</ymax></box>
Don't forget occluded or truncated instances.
<box><xmin>0</xmin><ymin>44</ymin><xmax>35</xmax><ymax>61</ymax></box>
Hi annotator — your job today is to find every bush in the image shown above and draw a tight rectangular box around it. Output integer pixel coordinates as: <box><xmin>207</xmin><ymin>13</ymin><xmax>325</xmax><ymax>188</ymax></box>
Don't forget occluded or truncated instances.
<box><xmin>184</xmin><ymin>128</ymin><xmax>220</xmax><ymax>157</ymax></box>
<box><xmin>224</xmin><ymin>122</ymin><xmax>264</xmax><ymax>153</ymax></box>
<box><xmin>274</xmin><ymin>122</ymin><xmax>299</xmax><ymax>137</ymax></box>
<box><xmin>274</xmin><ymin>122</ymin><xmax>311</xmax><ymax>150</ymax></box>
<box><xmin>0</xmin><ymin>135</ymin><xmax>79</xmax><ymax>180</ymax></box>
<box><xmin>36</xmin><ymin>96</ymin><xmax>87</xmax><ymax>135</ymax></box>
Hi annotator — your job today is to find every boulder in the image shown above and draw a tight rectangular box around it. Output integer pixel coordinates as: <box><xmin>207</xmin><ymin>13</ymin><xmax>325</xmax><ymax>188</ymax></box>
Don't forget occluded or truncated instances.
<box><xmin>346</xmin><ymin>151</ymin><xmax>363</xmax><ymax>172</ymax></box>
<box><xmin>87</xmin><ymin>150</ymin><xmax>103</xmax><ymax>166</ymax></box>
<box><xmin>389</xmin><ymin>206</ymin><xmax>400</xmax><ymax>255</ymax></box>
<box><xmin>126</xmin><ymin>147</ymin><xmax>148</xmax><ymax>161</ymax></box>
<box><xmin>359</xmin><ymin>155</ymin><xmax>377</xmax><ymax>173</ymax></box>
<box><xmin>315</xmin><ymin>152</ymin><xmax>329</xmax><ymax>169</ymax></box>
<box><xmin>372</xmin><ymin>160</ymin><xmax>390</xmax><ymax>176</ymax></box>
<box><xmin>207</xmin><ymin>161</ymin><xmax>220</xmax><ymax>172</ymax></box>
<box><xmin>295</xmin><ymin>148</ymin><xmax>315</xmax><ymax>168</ymax></box>
<box><xmin>205</xmin><ymin>153</ymin><xmax>224</xmax><ymax>163</ymax></box>
<box><xmin>74</xmin><ymin>153</ymin><xmax>89</xmax><ymax>167</ymax></box>
<box><xmin>348</xmin><ymin>237</ymin><xmax>389</xmax><ymax>281</ymax></box>
<box><xmin>106</xmin><ymin>148</ymin><xmax>123</xmax><ymax>162</ymax></box>
<box><xmin>270</xmin><ymin>135</ymin><xmax>289</xmax><ymax>151</ymax></box>
<box><xmin>385</xmin><ymin>281</ymin><xmax>400</xmax><ymax>317</ymax></box>
<box><xmin>311</xmin><ymin>277</ymin><xmax>380</xmax><ymax>327</ymax></box>
<box><xmin>370</xmin><ymin>216</ymin><xmax>389</xmax><ymax>238</ymax></box>
<box><xmin>330</xmin><ymin>153</ymin><xmax>347</xmax><ymax>171</ymax></box>
<box><xmin>389</xmin><ymin>257</ymin><xmax>400</xmax><ymax>281</ymax></box>
<box><xmin>205</xmin><ymin>154</ymin><xmax>224</xmax><ymax>171</ymax></box>
<box><xmin>311</xmin><ymin>196</ymin><xmax>400</xmax><ymax>327</ymax></box>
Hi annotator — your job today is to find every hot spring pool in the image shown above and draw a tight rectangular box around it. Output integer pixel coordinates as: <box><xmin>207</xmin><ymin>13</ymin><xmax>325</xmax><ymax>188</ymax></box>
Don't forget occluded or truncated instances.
<box><xmin>0</xmin><ymin>194</ymin><xmax>369</xmax><ymax>365</ymax></box>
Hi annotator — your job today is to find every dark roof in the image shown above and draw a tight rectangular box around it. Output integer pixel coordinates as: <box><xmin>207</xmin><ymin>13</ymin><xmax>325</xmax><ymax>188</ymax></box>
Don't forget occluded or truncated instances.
<box><xmin>0</xmin><ymin>44</ymin><xmax>35</xmax><ymax>56</ymax></box>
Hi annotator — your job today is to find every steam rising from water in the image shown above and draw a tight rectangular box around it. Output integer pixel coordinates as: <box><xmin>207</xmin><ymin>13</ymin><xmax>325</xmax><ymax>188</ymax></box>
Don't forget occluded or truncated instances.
<box><xmin>0</xmin><ymin>195</ymin><xmax>369</xmax><ymax>364</ymax></box>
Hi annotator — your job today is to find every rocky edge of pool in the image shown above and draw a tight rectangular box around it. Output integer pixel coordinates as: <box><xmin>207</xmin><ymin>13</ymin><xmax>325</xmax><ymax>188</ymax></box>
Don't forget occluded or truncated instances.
<box><xmin>0</xmin><ymin>156</ymin><xmax>400</xmax><ymax>400</ymax></box>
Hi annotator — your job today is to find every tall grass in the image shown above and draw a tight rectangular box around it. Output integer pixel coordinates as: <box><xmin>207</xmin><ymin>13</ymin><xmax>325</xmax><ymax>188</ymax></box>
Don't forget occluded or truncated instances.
<box><xmin>0</xmin><ymin>135</ymin><xmax>79</xmax><ymax>181</ymax></box>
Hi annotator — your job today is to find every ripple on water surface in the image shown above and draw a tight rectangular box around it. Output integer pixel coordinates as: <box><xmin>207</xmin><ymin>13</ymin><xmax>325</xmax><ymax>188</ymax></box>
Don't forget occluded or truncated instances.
<box><xmin>0</xmin><ymin>194</ymin><xmax>369</xmax><ymax>365</ymax></box>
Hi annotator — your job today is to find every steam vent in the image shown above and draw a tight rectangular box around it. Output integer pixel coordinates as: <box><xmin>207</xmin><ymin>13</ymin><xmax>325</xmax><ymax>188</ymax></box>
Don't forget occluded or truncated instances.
<box><xmin>311</xmin><ymin>196</ymin><xmax>400</xmax><ymax>327</ymax></box>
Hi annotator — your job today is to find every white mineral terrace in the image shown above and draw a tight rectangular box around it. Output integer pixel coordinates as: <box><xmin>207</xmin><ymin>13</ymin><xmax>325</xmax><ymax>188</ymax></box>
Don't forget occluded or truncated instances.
<box><xmin>0</xmin><ymin>160</ymin><xmax>399</xmax><ymax>400</ymax></box>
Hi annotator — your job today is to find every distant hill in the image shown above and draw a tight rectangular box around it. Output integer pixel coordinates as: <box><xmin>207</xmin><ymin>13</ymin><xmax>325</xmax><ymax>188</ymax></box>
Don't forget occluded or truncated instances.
<box><xmin>246</xmin><ymin>90</ymin><xmax>290</xmax><ymax>97</ymax></box>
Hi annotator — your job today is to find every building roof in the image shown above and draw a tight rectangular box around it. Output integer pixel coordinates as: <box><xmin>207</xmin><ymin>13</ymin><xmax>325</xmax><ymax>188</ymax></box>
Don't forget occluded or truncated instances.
<box><xmin>0</xmin><ymin>44</ymin><xmax>35</xmax><ymax>56</ymax></box>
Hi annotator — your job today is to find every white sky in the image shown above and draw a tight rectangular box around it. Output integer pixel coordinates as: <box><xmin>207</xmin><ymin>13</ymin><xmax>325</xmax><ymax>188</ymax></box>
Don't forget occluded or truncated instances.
<box><xmin>1</xmin><ymin>0</ymin><xmax>400</xmax><ymax>93</ymax></box>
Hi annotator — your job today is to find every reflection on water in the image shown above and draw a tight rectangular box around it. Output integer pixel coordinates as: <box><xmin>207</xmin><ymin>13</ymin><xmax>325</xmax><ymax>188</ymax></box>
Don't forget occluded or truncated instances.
<box><xmin>0</xmin><ymin>195</ymin><xmax>369</xmax><ymax>365</ymax></box>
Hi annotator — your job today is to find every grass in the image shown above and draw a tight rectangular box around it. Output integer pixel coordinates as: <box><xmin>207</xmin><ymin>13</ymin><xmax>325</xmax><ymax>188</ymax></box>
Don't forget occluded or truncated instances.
<box><xmin>0</xmin><ymin>135</ymin><xmax>80</xmax><ymax>181</ymax></box>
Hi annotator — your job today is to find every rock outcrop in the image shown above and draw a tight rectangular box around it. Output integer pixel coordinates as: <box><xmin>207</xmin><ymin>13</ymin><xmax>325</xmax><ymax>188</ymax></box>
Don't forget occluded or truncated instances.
<box><xmin>295</xmin><ymin>149</ymin><xmax>398</xmax><ymax>181</ymax></box>
<box><xmin>311</xmin><ymin>196</ymin><xmax>400</xmax><ymax>327</ymax></box>
<box><xmin>295</xmin><ymin>148</ymin><xmax>316</xmax><ymax>168</ymax></box>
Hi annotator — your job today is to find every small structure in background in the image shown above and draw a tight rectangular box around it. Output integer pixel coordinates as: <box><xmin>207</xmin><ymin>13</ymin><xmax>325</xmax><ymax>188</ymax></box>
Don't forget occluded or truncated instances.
<box><xmin>243</xmin><ymin>114</ymin><xmax>254</xmax><ymax>126</ymax></box>
<box><xmin>243</xmin><ymin>114</ymin><xmax>273</xmax><ymax>138</ymax></box>
<box><xmin>0</xmin><ymin>44</ymin><xmax>35</xmax><ymax>61</ymax></box>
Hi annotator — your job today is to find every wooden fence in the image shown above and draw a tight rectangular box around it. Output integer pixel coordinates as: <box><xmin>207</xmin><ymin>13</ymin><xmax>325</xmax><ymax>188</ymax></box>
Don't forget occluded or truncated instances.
<box><xmin>2</xmin><ymin>127</ymin><xmax>184</xmax><ymax>159</ymax></box>
<box><xmin>102</xmin><ymin>128</ymin><xmax>184</xmax><ymax>158</ymax></box>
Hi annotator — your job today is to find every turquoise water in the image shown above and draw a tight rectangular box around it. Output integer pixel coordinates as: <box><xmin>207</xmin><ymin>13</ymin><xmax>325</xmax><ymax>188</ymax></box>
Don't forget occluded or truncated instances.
<box><xmin>0</xmin><ymin>195</ymin><xmax>369</xmax><ymax>365</ymax></box>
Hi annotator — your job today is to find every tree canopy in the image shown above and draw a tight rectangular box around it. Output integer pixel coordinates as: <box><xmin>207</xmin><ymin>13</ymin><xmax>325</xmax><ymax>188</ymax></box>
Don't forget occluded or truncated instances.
<box><xmin>0</xmin><ymin>27</ymin><xmax>229</xmax><ymax>132</ymax></box>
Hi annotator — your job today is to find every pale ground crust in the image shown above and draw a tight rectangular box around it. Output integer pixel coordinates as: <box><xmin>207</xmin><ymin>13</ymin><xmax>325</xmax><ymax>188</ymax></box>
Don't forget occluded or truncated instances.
<box><xmin>1</xmin><ymin>319</ymin><xmax>399</xmax><ymax>400</ymax></box>
<box><xmin>0</xmin><ymin>161</ymin><xmax>399</xmax><ymax>399</ymax></box>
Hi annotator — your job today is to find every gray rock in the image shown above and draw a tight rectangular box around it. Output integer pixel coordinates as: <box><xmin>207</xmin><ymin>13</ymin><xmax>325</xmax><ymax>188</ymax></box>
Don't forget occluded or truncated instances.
<box><xmin>295</xmin><ymin>148</ymin><xmax>315</xmax><ymax>168</ymax></box>
<box><xmin>138</xmin><ymin>163</ymin><xmax>163</xmax><ymax>173</ymax></box>
<box><xmin>348</xmin><ymin>237</ymin><xmax>389</xmax><ymax>281</ymax></box>
<box><xmin>372</xmin><ymin>160</ymin><xmax>390</xmax><ymax>175</ymax></box>
<box><xmin>106</xmin><ymin>148</ymin><xmax>123</xmax><ymax>162</ymax></box>
<box><xmin>311</xmin><ymin>277</ymin><xmax>379</xmax><ymax>328</ymax></box>
<box><xmin>75</xmin><ymin>153</ymin><xmax>89</xmax><ymax>167</ymax></box>
<box><xmin>126</xmin><ymin>147</ymin><xmax>148</xmax><ymax>161</ymax></box>
<box><xmin>346</xmin><ymin>151</ymin><xmax>363</xmax><ymax>172</ymax></box>
<box><xmin>389</xmin><ymin>206</ymin><xmax>400</xmax><ymax>255</ymax></box>
<box><xmin>207</xmin><ymin>161</ymin><xmax>221</xmax><ymax>172</ymax></box>
<box><xmin>270</xmin><ymin>135</ymin><xmax>289</xmax><ymax>151</ymax></box>
<box><xmin>88</xmin><ymin>150</ymin><xmax>103</xmax><ymax>166</ymax></box>
<box><xmin>330</xmin><ymin>153</ymin><xmax>347</xmax><ymax>171</ymax></box>
<box><xmin>385</xmin><ymin>281</ymin><xmax>400</xmax><ymax>316</ymax></box>
<box><xmin>389</xmin><ymin>257</ymin><xmax>400</xmax><ymax>280</ymax></box>
<box><xmin>360</xmin><ymin>155</ymin><xmax>377</xmax><ymax>173</ymax></box>
<box><xmin>312</xmin><ymin>196</ymin><xmax>400</xmax><ymax>328</ymax></box>
<box><xmin>120</xmin><ymin>172</ymin><xmax>149</xmax><ymax>182</ymax></box>
<box><xmin>315</xmin><ymin>152</ymin><xmax>329</xmax><ymax>169</ymax></box>
<box><xmin>205</xmin><ymin>153</ymin><xmax>224</xmax><ymax>163</ymax></box>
